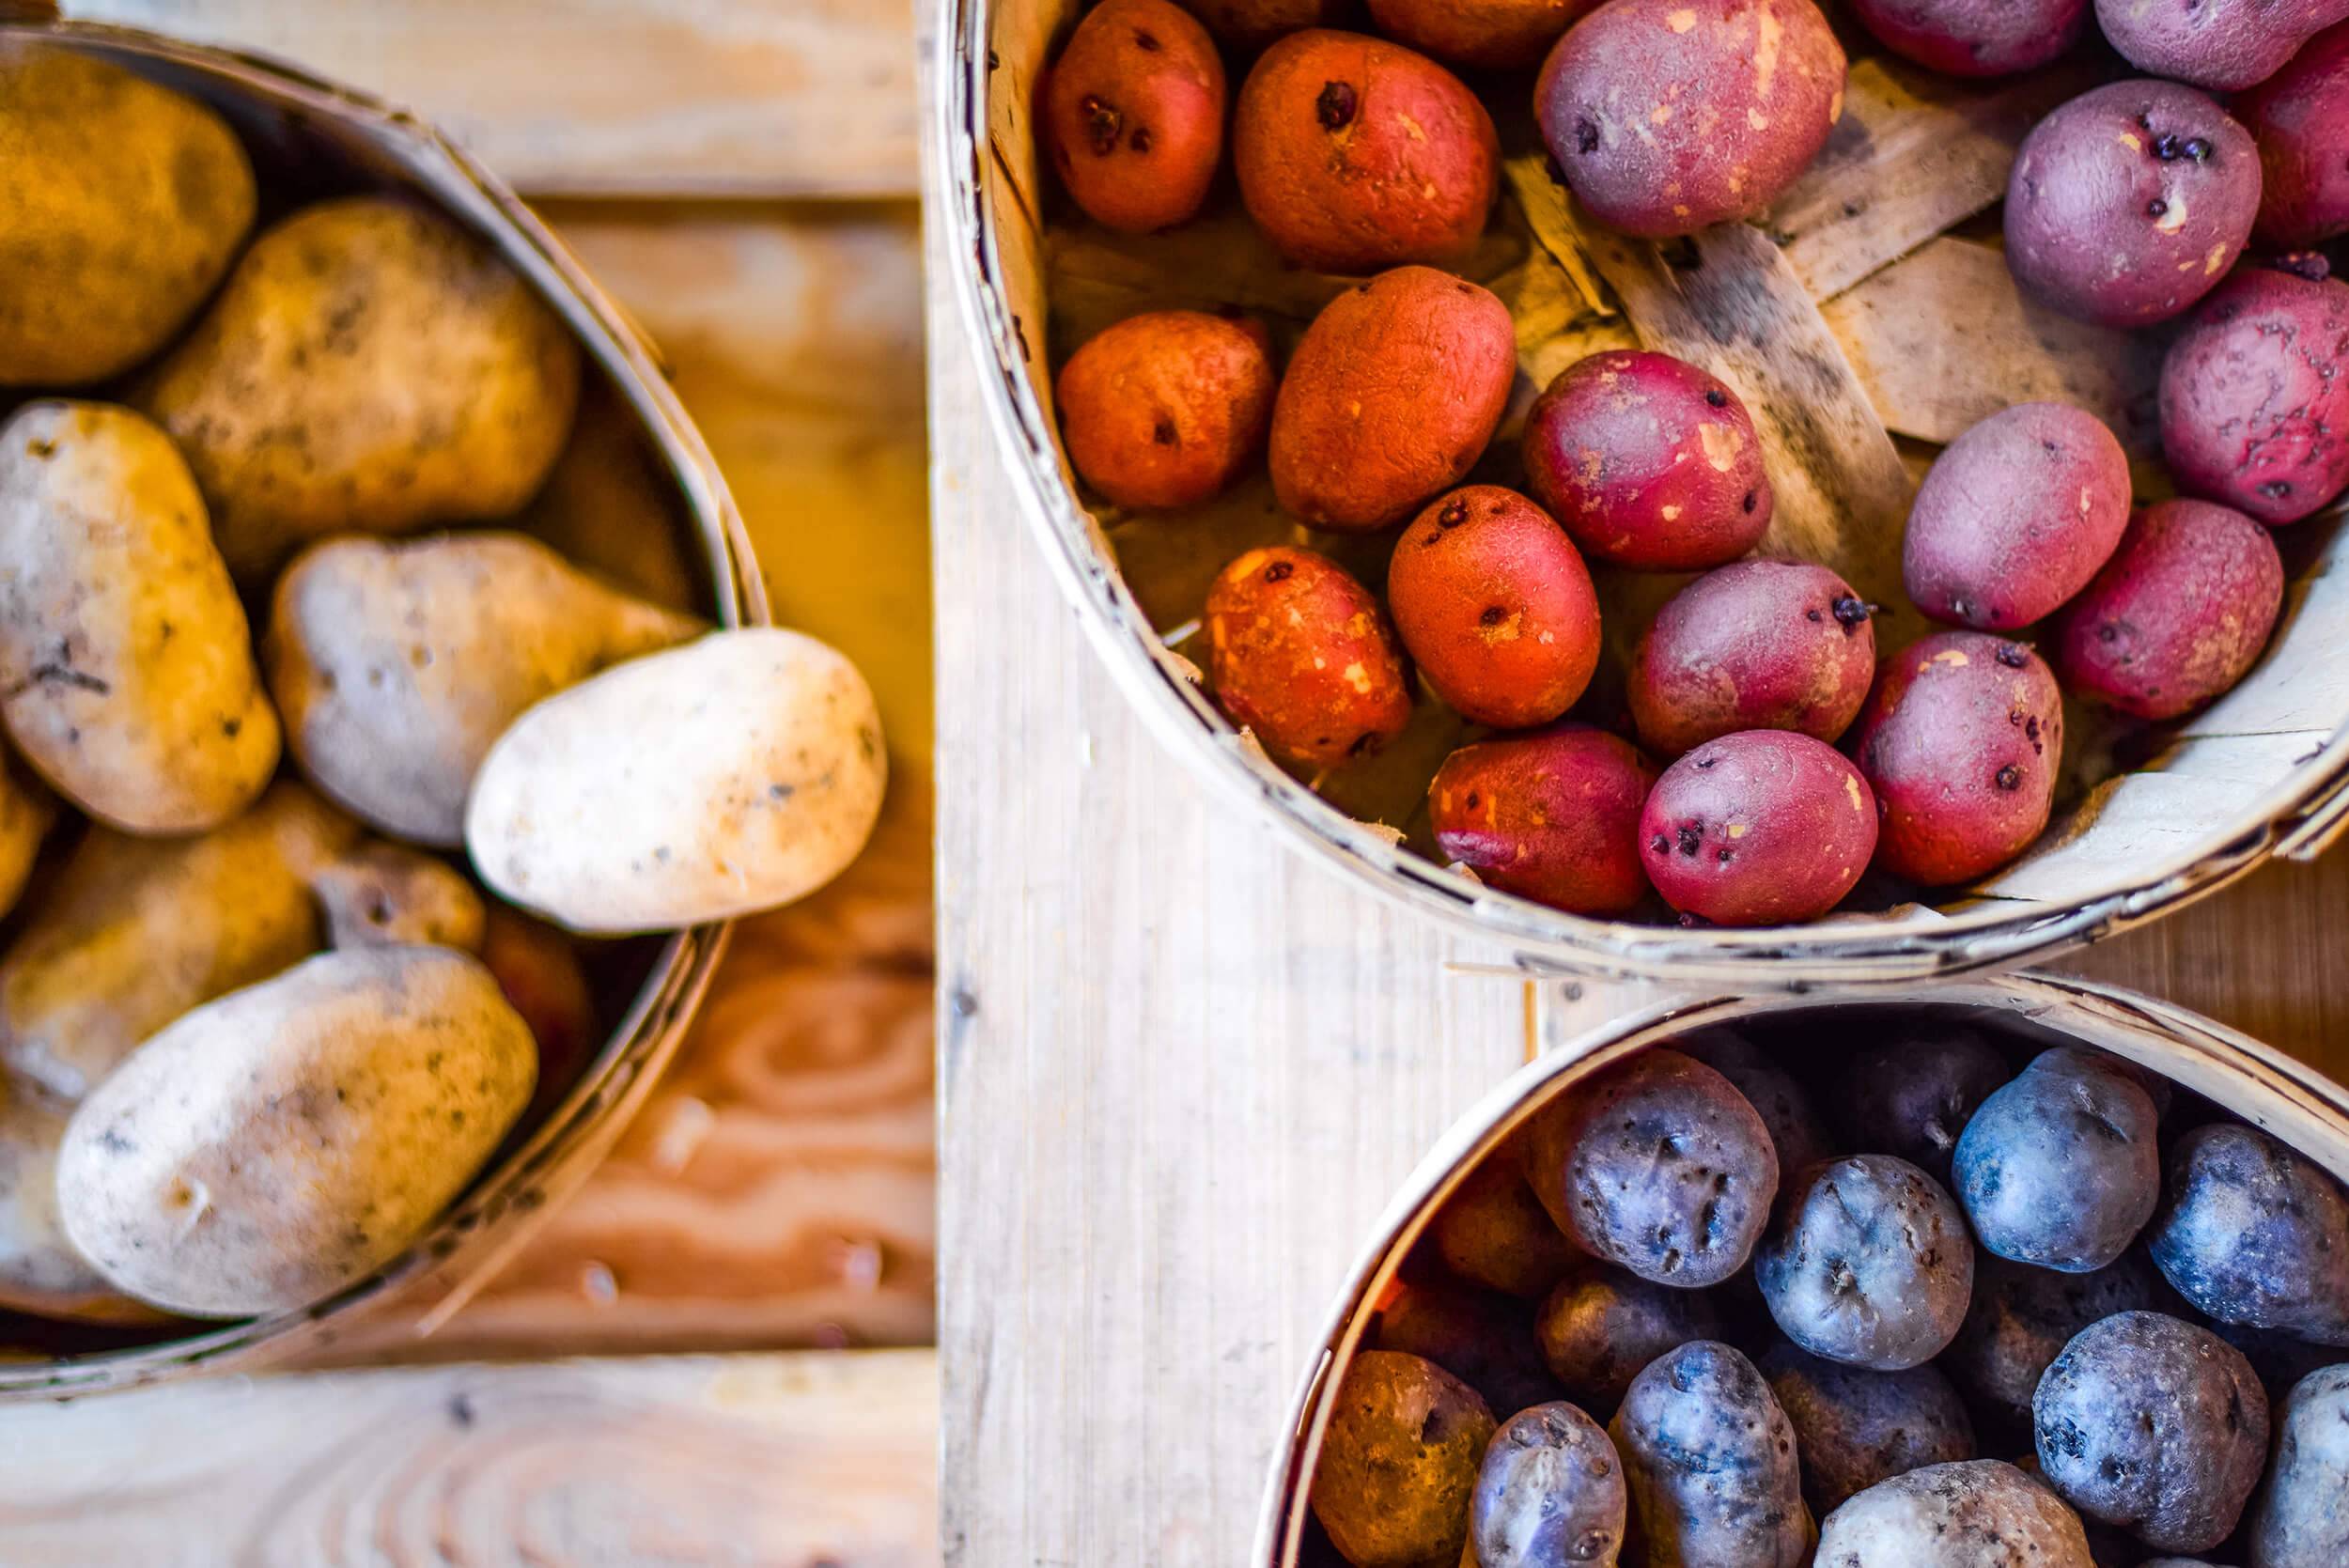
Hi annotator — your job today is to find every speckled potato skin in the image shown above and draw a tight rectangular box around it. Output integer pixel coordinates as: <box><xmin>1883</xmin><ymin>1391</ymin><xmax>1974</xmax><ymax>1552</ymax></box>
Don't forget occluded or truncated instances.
<box><xmin>1056</xmin><ymin>311</ymin><xmax>1274</xmax><ymax>511</ymax></box>
<box><xmin>1043</xmin><ymin>0</ymin><xmax>1224</xmax><ymax>235</ymax></box>
<box><xmin>1235</xmin><ymin>31</ymin><xmax>1498</xmax><ymax>273</ymax></box>
<box><xmin>0</xmin><ymin>1091</ymin><xmax>158</xmax><ymax>1325</ymax></box>
<box><xmin>1377</xmin><ymin>1280</ymin><xmax>1563</xmax><ymax>1418</ymax></box>
<box><xmin>1630</xmin><ymin>562</ymin><xmax>1875</xmax><ymax>756</ymax></box>
<box><xmin>55</xmin><ymin>946</ymin><xmax>537</xmax><ymax>1318</ymax></box>
<box><xmin>1537</xmin><ymin>1263</ymin><xmax>1726</xmax><ymax>1413</ymax></box>
<box><xmin>311</xmin><ymin>843</ymin><xmax>487</xmax><ymax>954</ymax></box>
<box><xmin>2052</xmin><ymin>500</ymin><xmax>2284</xmax><ymax>722</ymax></box>
<box><xmin>1849</xmin><ymin>0</ymin><xmax>2090</xmax><ymax>75</ymax></box>
<box><xmin>1760</xmin><ymin>1343</ymin><xmax>1976</xmax><ymax>1516</ymax></box>
<box><xmin>2239</xmin><ymin>24</ymin><xmax>2349</xmax><ymax>246</ymax></box>
<box><xmin>1829</xmin><ymin>1028</ymin><xmax>2009</xmax><ymax>1188</ymax></box>
<box><xmin>138</xmin><ymin>197</ymin><xmax>582</xmax><ymax>578</ymax></box>
<box><xmin>1609</xmin><ymin>1341</ymin><xmax>1812</xmax><ymax>1568</ymax></box>
<box><xmin>2033</xmin><ymin>1312</ymin><xmax>2268</xmax><ymax>1554</ymax></box>
<box><xmin>1311</xmin><ymin>1350</ymin><xmax>1497</xmax><ymax>1568</ymax></box>
<box><xmin>1366</xmin><ymin>0</ymin><xmax>1584</xmax><ymax>68</ymax></box>
<box><xmin>0</xmin><ymin>402</ymin><xmax>280</xmax><ymax>835</ymax></box>
<box><xmin>1537</xmin><ymin>0</ymin><xmax>1847</xmax><ymax>240</ymax></box>
<box><xmin>0</xmin><ymin>751</ymin><xmax>54</xmax><ymax>924</ymax></box>
<box><xmin>1389</xmin><ymin>487</ymin><xmax>1601</xmax><ymax>729</ymax></box>
<box><xmin>1947</xmin><ymin>1250</ymin><xmax>2184</xmax><ymax>1418</ymax></box>
<box><xmin>0</xmin><ymin>44</ymin><xmax>257</xmax><ymax>387</ymax></box>
<box><xmin>2004</xmin><ymin>82</ymin><xmax>2261</xmax><ymax>328</ymax></box>
<box><xmin>1269</xmin><ymin>268</ymin><xmax>1516</xmax><ymax>532</ymax></box>
<box><xmin>1640</xmin><ymin>731</ymin><xmax>1877</xmax><ymax>926</ymax></box>
<box><xmin>2159</xmin><ymin>270</ymin><xmax>2349</xmax><ymax>526</ymax></box>
<box><xmin>2252</xmin><ymin>1364</ymin><xmax>2349</xmax><ymax>1568</ymax></box>
<box><xmin>1206</xmin><ymin>546</ymin><xmax>1412</xmax><ymax>766</ymax></box>
<box><xmin>1813</xmin><ymin>1460</ymin><xmax>2094</xmax><ymax>1568</ymax></box>
<box><xmin>1954</xmin><ymin>1047</ymin><xmax>2162</xmax><ymax>1274</ymax></box>
<box><xmin>1848</xmin><ymin>632</ymin><xmax>2063</xmax><ymax>890</ymax></box>
<box><xmin>1904</xmin><ymin>404</ymin><xmax>2132</xmax><ymax>629</ymax></box>
<box><xmin>2147</xmin><ymin>1123</ymin><xmax>2349</xmax><ymax>1346</ymax></box>
<box><xmin>1429</xmin><ymin>728</ymin><xmax>1655</xmax><ymax>916</ymax></box>
<box><xmin>269</xmin><ymin>532</ymin><xmax>703</xmax><ymax>847</ymax></box>
<box><xmin>1683</xmin><ymin>1033</ymin><xmax>1834</xmax><ymax>1180</ymax></box>
<box><xmin>2095</xmin><ymin>0</ymin><xmax>2349</xmax><ymax>90</ymax></box>
<box><xmin>1471</xmin><ymin>1401</ymin><xmax>1628</xmax><ymax>1568</ymax></box>
<box><xmin>1434</xmin><ymin>1144</ymin><xmax>1583</xmax><ymax>1299</ymax></box>
<box><xmin>1522</xmin><ymin>351</ymin><xmax>1773</xmax><ymax>571</ymax></box>
<box><xmin>1186</xmin><ymin>0</ymin><xmax>1353</xmax><ymax>53</ymax></box>
<box><xmin>1524</xmin><ymin>1048</ymin><xmax>1780</xmax><ymax>1288</ymax></box>
<box><xmin>466</xmin><ymin>629</ymin><xmax>886</xmax><ymax>935</ymax></box>
<box><xmin>1757</xmin><ymin>1155</ymin><xmax>1975</xmax><ymax>1370</ymax></box>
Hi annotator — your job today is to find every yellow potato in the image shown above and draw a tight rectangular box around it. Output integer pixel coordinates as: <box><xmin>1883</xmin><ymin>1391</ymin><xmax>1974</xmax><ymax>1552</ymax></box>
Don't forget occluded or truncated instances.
<box><xmin>0</xmin><ymin>42</ymin><xmax>257</xmax><ymax>386</ymax></box>
<box><xmin>268</xmin><ymin>532</ymin><xmax>702</xmax><ymax>846</ymax></box>
<box><xmin>138</xmin><ymin>196</ymin><xmax>582</xmax><ymax>577</ymax></box>
<box><xmin>310</xmin><ymin>842</ymin><xmax>487</xmax><ymax>953</ymax></box>
<box><xmin>56</xmin><ymin>946</ymin><xmax>537</xmax><ymax>1318</ymax></box>
<box><xmin>466</xmin><ymin>629</ymin><xmax>887</xmax><ymax>933</ymax></box>
<box><xmin>0</xmin><ymin>747</ymin><xmax>54</xmax><ymax>922</ymax></box>
<box><xmin>0</xmin><ymin>1090</ymin><xmax>156</xmax><ymax>1325</ymax></box>
<box><xmin>0</xmin><ymin>782</ymin><xmax>359</xmax><ymax>1102</ymax></box>
<box><xmin>0</xmin><ymin>401</ymin><xmax>281</xmax><ymax>834</ymax></box>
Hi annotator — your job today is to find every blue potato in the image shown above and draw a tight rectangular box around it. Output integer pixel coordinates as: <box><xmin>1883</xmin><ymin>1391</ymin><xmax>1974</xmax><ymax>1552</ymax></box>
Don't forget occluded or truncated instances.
<box><xmin>1535</xmin><ymin>1263</ymin><xmax>1724</xmax><ymax>1416</ymax></box>
<box><xmin>2147</xmin><ymin>1122</ymin><xmax>2349</xmax><ymax>1347</ymax></box>
<box><xmin>1830</xmin><ymin>1027</ymin><xmax>2011</xmax><ymax>1187</ymax></box>
<box><xmin>1814</xmin><ymin>1460</ymin><xmax>2096</xmax><ymax>1568</ymax></box>
<box><xmin>1946</xmin><ymin>1250</ymin><xmax>2185</xmax><ymax>1419</ymax></box>
<box><xmin>1954</xmin><ymin>1047</ymin><xmax>2161</xmax><ymax>1273</ymax></box>
<box><xmin>1470</xmin><ymin>1400</ymin><xmax>1628</xmax><ymax>1568</ymax></box>
<box><xmin>1685</xmin><ymin>1032</ymin><xmax>1836</xmax><ymax>1181</ymax></box>
<box><xmin>1609</xmin><ymin>1341</ymin><xmax>1812</xmax><ymax>1568</ymax></box>
<box><xmin>1756</xmin><ymin>1154</ymin><xmax>1974</xmax><ymax>1369</ymax></box>
<box><xmin>1759</xmin><ymin>1340</ymin><xmax>1976</xmax><ymax>1515</ymax></box>
<box><xmin>2250</xmin><ymin>1363</ymin><xmax>2349</xmax><ymax>1568</ymax></box>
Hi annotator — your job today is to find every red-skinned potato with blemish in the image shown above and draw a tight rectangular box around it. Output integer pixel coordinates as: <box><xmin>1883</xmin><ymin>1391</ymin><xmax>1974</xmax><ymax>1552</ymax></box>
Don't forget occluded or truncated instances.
<box><xmin>1057</xmin><ymin>310</ymin><xmax>1275</xmax><ymax>512</ymax></box>
<box><xmin>2237</xmin><ymin>23</ymin><xmax>2349</xmax><ymax>247</ymax></box>
<box><xmin>1205</xmin><ymin>545</ymin><xmax>1412</xmax><ymax>767</ymax></box>
<box><xmin>1365</xmin><ymin>0</ymin><xmax>1586</xmax><ymax>70</ymax></box>
<box><xmin>1639</xmin><ymin>730</ymin><xmax>1876</xmax><ymax>925</ymax></box>
<box><xmin>1628</xmin><ymin>561</ymin><xmax>1877</xmax><ymax>757</ymax></box>
<box><xmin>1042</xmin><ymin>0</ymin><xmax>1225</xmax><ymax>234</ymax></box>
<box><xmin>1430</xmin><ymin>726</ymin><xmax>1655</xmax><ymax>915</ymax></box>
<box><xmin>2159</xmin><ymin>268</ymin><xmax>2349</xmax><ymax>526</ymax></box>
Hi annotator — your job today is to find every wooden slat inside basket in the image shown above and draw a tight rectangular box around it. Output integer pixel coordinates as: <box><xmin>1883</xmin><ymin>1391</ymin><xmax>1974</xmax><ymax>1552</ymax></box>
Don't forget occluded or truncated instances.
<box><xmin>982</xmin><ymin>6</ymin><xmax>2349</xmax><ymax>923</ymax></box>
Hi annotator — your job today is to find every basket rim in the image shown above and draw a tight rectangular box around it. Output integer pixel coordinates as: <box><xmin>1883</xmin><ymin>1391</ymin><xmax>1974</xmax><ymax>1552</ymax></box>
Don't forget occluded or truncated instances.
<box><xmin>0</xmin><ymin>18</ymin><xmax>767</xmax><ymax>1395</ymax></box>
<box><xmin>939</xmin><ymin>0</ymin><xmax>2349</xmax><ymax>988</ymax></box>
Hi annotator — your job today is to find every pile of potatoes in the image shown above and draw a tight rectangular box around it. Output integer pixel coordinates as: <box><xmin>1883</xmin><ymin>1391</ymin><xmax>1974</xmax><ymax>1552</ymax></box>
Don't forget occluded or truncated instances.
<box><xmin>1307</xmin><ymin>1017</ymin><xmax>2349</xmax><ymax>1568</ymax></box>
<box><xmin>1036</xmin><ymin>0</ymin><xmax>2349</xmax><ymax>928</ymax></box>
<box><xmin>0</xmin><ymin>42</ymin><xmax>884</xmax><ymax>1327</ymax></box>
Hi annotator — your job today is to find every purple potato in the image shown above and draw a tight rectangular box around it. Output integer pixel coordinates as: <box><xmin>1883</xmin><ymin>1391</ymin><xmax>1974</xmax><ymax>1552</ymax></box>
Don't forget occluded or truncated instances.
<box><xmin>1815</xmin><ymin>1460</ymin><xmax>2096</xmax><ymax>1568</ymax></box>
<box><xmin>1609</xmin><ymin>1341</ymin><xmax>1812</xmax><ymax>1568</ymax></box>
<box><xmin>1946</xmin><ymin>1250</ymin><xmax>2186</xmax><ymax>1420</ymax></box>
<box><xmin>1536</xmin><ymin>1263</ymin><xmax>1725</xmax><ymax>1416</ymax></box>
<box><xmin>1953</xmin><ymin>1047</ymin><xmax>2162</xmax><ymax>1273</ymax></box>
<box><xmin>1829</xmin><ymin>1027</ymin><xmax>2011</xmax><ymax>1188</ymax></box>
<box><xmin>1760</xmin><ymin>1341</ymin><xmax>1977</xmax><ymax>1516</ymax></box>
<box><xmin>1755</xmin><ymin>1154</ymin><xmax>1975</xmax><ymax>1370</ymax></box>
<box><xmin>2147</xmin><ymin>1122</ymin><xmax>2349</xmax><ymax>1346</ymax></box>
<box><xmin>2250</xmin><ymin>1362</ymin><xmax>2349</xmax><ymax>1568</ymax></box>
<box><xmin>1470</xmin><ymin>1400</ymin><xmax>1629</xmax><ymax>1568</ymax></box>
<box><xmin>1683</xmin><ymin>1032</ymin><xmax>1836</xmax><ymax>1181</ymax></box>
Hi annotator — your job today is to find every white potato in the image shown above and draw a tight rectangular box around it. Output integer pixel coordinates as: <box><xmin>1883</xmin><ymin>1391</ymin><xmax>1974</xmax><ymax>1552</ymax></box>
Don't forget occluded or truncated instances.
<box><xmin>0</xmin><ymin>1090</ymin><xmax>154</xmax><ymax>1324</ymax></box>
<box><xmin>311</xmin><ymin>842</ymin><xmax>487</xmax><ymax>954</ymax></box>
<box><xmin>1815</xmin><ymin>1461</ymin><xmax>2094</xmax><ymax>1567</ymax></box>
<box><xmin>465</xmin><ymin>629</ymin><xmax>885</xmax><ymax>933</ymax></box>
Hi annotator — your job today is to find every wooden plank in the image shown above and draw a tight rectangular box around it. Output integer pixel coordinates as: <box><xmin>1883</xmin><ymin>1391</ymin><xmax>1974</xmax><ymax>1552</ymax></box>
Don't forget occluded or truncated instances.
<box><xmin>64</xmin><ymin>0</ymin><xmax>920</xmax><ymax>198</ymax></box>
<box><xmin>0</xmin><ymin>1349</ymin><xmax>941</xmax><ymax>1567</ymax></box>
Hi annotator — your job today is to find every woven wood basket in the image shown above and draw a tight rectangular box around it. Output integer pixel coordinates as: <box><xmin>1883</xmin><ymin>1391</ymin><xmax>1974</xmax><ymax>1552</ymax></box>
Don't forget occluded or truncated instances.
<box><xmin>940</xmin><ymin>0</ymin><xmax>2349</xmax><ymax>986</ymax></box>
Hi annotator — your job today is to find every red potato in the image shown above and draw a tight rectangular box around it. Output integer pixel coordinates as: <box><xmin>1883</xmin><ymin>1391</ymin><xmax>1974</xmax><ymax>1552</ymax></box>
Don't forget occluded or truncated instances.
<box><xmin>1848</xmin><ymin>631</ymin><xmax>2065</xmax><ymax>888</ymax></box>
<box><xmin>1233</xmin><ymin>30</ymin><xmax>1498</xmax><ymax>273</ymax></box>
<box><xmin>1628</xmin><ymin>561</ymin><xmax>1876</xmax><ymax>757</ymax></box>
<box><xmin>1849</xmin><ymin>0</ymin><xmax>2090</xmax><ymax>76</ymax></box>
<box><xmin>1429</xmin><ymin>727</ymin><xmax>1656</xmax><ymax>915</ymax></box>
<box><xmin>2237</xmin><ymin>23</ymin><xmax>2349</xmax><ymax>247</ymax></box>
<box><xmin>1521</xmin><ymin>350</ymin><xmax>1774</xmax><ymax>571</ymax></box>
<box><xmin>1056</xmin><ymin>310</ymin><xmax>1276</xmax><ymax>511</ymax></box>
<box><xmin>1205</xmin><ymin>545</ymin><xmax>1412</xmax><ymax>765</ymax></box>
<box><xmin>2159</xmin><ymin>268</ymin><xmax>2349</xmax><ymax>525</ymax></box>
<box><xmin>1536</xmin><ymin>0</ymin><xmax>1848</xmax><ymax>240</ymax></box>
<box><xmin>1042</xmin><ymin>0</ymin><xmax>1225</xmax><ymax>235</ymax></box>
<box><xmin>2053</xmin><ymin>500</ymin><xmax>2284</xmax><ymax>721</ymax></box>
<box><xmin>1269</xmin><ymin>267</ymin><xmax>1517</xmax><ymax>532</ymax></box>
<box><xmin>2004</xmin><ymin>81</ymin><xmax>2261</xmax><ymax>328</ymax></box>
<box><xmin>1903</xmin><ymin>402</ymin><xmax>2133</xmax><ymax>629</ymax></box>
<box><xmin>1185</xmin><ymin>0</ymin><xmax>1354</xmax><ymax>54</ymax></box>
<box><xmin>2094</xmin><ymin>0</ymin><xmax>2349</xmax><ymax>91</ymax></box>
<box><xmin>1364</xmin><ymin>0</ymin><xmax>1583</xmax><ymax>69</ymax></box>
<box><xmin>1638</xmin><ymin>730</ymin><xmax>1877</xmax><ymax>925</ymax></box>
<box><xmin>1387</xmin><ymin>486</ymin><xmax>1601</xmax><ymax>728</ymax></box>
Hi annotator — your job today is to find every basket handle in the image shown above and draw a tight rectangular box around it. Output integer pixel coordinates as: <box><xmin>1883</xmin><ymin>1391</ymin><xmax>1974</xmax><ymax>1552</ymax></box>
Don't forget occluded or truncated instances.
<box><xmin>2277</xmin><ymin>763</ymin><xmax>2349</xmax><ymax>862</ymax></box>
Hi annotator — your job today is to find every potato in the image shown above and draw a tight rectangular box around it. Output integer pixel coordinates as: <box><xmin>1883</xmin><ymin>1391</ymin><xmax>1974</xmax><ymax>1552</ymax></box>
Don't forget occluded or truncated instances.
<box><xmin>2004</xmin><ymin>82</ymin><xmax>2260</xmax><ymax>328</ymax></box>
<box><xmin>1813</xmin><ymin>1461</ymin><xmax>2094</xmax><ymax>1568</ymax></box>
<box><xmin>1903</xmin><ymin>404</ymin><xmax>2132</xmax><ymax>630</ymax></box>
<box><xmin>2052</xmin><ymin>500</ymin><xmax>2284</xmax><ymax>722</ymax></box>
<box><xmin>1433</xmin><ymin>1142</ymin><xmax>1583</xmax><ymax>1299</ymax></box>
<box><xmin>1311</xmin><ymin>1349</ymin><xmax>1495</xmax><ymax>1568</ymax></box>
<box><xmin>1639</xmin><ymin>731</ymin><xmax>1877</xmax><ymax>925</ymax></box>
<box><xmin>466</xmin><ymin>629</ymin><xmax>885</xmax><ymax>934</ymax></box>
<box><xmin>1206</xmin><ymin>546</ymin><xmax>1412</xmax><ymax>767</ymax></box>
<box><xmin>1269</xmin><ymin>267</ymin><xmax>1516</xmax><ymax>532</ymax></box>
<box><xmin>1377</xmin><ymin>1280</ymin><xmax>1563</xmax><ymax>1418</ymax></box>
<box><xmin>1684</xmin><ymin>1033</ymin><xmax>1833</xmax><ymax>1179</ymax></box>
<box><xmin>1756</xmin><ymin>1155</ymin><xmax>1975</xmax><ymax>1370</ymax></box>
<box><xmin>1629</xmin><ymin>562</ymin><xmax>1875</xmax><ymax>756</ymax></box>
<box><xmin>1057</xmin><ymin>310</ymin><xmax>1274</xmax><ymax>511</ymax></box>
<box><xmin>1364</xmin><ymin>0</ymin><xmax>1581</xmax><ymax>69</ymax></box>
<box><xmin>480</xmin><ymin>904</ymin><xmax>599</xmax><ymax>1132</ymax></box>
<box><xmin>1537</xmin><ymin>1263</ymin><xmax>1726</xmax><ymax>1413</ymax></box>
<box><xmin>1946</xmin><ymin>1250</ymin><xmax>2184</xmax><ymax>1419</ymax></box>
<box><xmin>1186</xmin><ymin>0</ymin><xmax>1352</xmax><ymax>53</ymax></box>
<box><xmin>310</xmin><ymin>843</ymin><xmax>487</xmax><ymax>954</ymax></box>
<box><xmin>0</xmin><ymin>782</ymin><xmax>359</xmax><ymax>1102</ymax></box>
<box><xmin>1609</xmin><ymin>1341</ymin><xmax>1812</xmax><ymax>1568</ymax></box>
<box><xmin>2158</xmin><ymin>269</ymin><xmax>2349</xmax><ymax>526</ymax></box>
<box><xmin>1429</xmin><ymin>728</ymin><xmax>1653</xmax><ymax>915</ymax></box>
<box><xmin>138</xmin><ymin>196</ymin><xmax>582</xmax><ymax>578</ymax></box>
<box><xmin>0</xmin><ymin>43</ymin><xmax>257</xmax><ymax>386</ymax></box>
<box><xmin>2251</xmin><ymin>1364</ymin><xmax>2349</xmax><ymax>1568</ymax></box>
<box><xmin>1537</xmin><ymin>0</ymin><xmax>1847</xmax><ymax>239</ymax></box>
<box><xmin>1849</xmin><ymin>632</ymin><xmax>2063</xmax><ymax>889</ymax></box>
<box><xmin>1848</xmin><ymin>0</ymin><xmax>2091</xmax><ymax>76</ymax></box>
<box><xmin>1829</xmin><ymin>1028</ymin><xmax>2009</xmax><ymax>1188</ymax></box>
<box><xmin>55</xmin><ymin>946</ymin><xmax>534</xmax><ymax>1318</ymax></box>
<box><xmin>268</xmin><ymin>531</ymin><xmax>702</xmax><ymax>847</ymax></box>
<box><xmin>1470</xmin><ymin>1401</ymin><xmax>1628</xmax><ymax>1568</ymax></box>
<box><xmin>2094</xmin><ymin>0</ymin><xmax>2349</xmax><ymax>90</ymax></box>
<box><xmin>0</xmin><ymin>1091</ymin><xmax>155</xmax><ymax>1325</ymax></box>
<box><xmin>1042</xmin><ymin>0</ymin><xmax>1225</xmax><ymax>235</ymax></box>
<box><xmin>1759</xmin><ymin>1343</ymin><xmax>1976</xmax><ymax>1516</ymax></box>
<box><xmin>0</xmin><ymin>401</ymin><xmax>279</xmax><ymax>834</ymax></box>
<box><xmin>1952</xmin><ymin>1046</ymin><xmax>2161</xmax><ymax>1274</ymax></box>
<box><xmin>0</xmin><ymin>747</ymin><xmax>54</xmax><ymax>923</ymax></box>
<box><xmin>1522</xmin><ymin>351</ymin><xmax>1774</xmax><ymax>572</ymax></box>
<box><xmin>2147</xmin><ymin>1123</ymin><xmax>2349</xmax><ymax>1346</ymax></box>
<box><xmin>2238</xmin><ymin>23</ymin><xmax>2349</xmax><ymax>246</ymax></box>
<box><xmin>1235</xmin><ymin>31</ymin><xmax>1499</xmax><ymax>273</ymax></box>
<box><xmin>1388</xmin><ymin>487</ymin><xmax>1600</xmax><ymax>728</ymax></box>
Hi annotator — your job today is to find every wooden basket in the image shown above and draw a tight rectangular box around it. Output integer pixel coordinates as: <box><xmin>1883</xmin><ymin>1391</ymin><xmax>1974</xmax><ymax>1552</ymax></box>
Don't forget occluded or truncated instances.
<box><xmin>1251</xmin><ymin>974</ymin><xmax>2349</xmax><ymax>1565</ymax></box>
<box><xmin>938</xmin><ymin>0</ymin><xmax>2349</xmax><ymax>986</ymax></box>
<box><xmin>0</xmin><ymin>14</ymin><xmax>764</xmax><ymax>1396</ymax></box>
